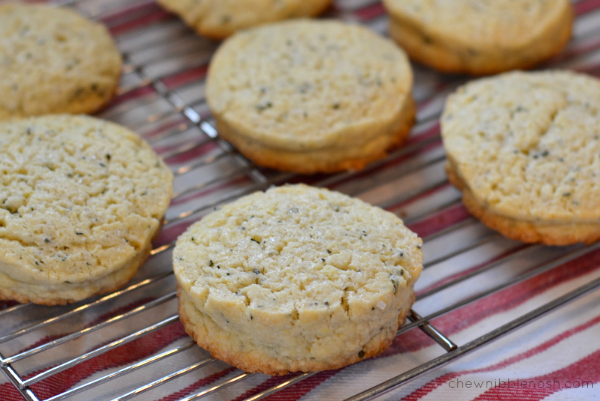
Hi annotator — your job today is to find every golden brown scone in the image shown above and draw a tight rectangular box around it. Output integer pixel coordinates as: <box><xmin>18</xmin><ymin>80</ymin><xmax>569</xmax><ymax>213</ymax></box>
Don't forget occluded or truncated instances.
<box><xmin>442</xmin><ymin>71</ymin><xmax>600</xmax><ymax>246</ymax></box>
<box><xmin>0</xmin><ymin>115</ymin><xmax>173</xmax><ymax>305</ymax></box>
<box><xmin>156</xmin><ymin>0</ymin><xmax>333</xmax><ymax>39</ymax></box>
<box><xmin>206</xmin><ymin>20</ymin><xmax>415</xmax><ymax>174</ymax></box>
<box><xmin>384</xmin><ymin>0</ymin><xmax>573</xmax><ymax>75</ymax></box>
<box><xmin>174</xmin><ymin>185</ymin><xmax>423</xmax><ymax>375</ymax></box>
<box><xmin>0</xmin><ymin>4</ymin><xmax>122</xmax><ymax>120</ymax></box>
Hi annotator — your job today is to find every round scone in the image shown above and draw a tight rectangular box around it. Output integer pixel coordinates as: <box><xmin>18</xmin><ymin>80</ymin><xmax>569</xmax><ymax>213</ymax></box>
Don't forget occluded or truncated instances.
<box><xmin>156</xmin><ymin>0</ymin><xmax>332</xmax><ymax>39</ymax></box>
<box><xmin>383</xmin><ymin>0</ymin><xmax>573</xmax><ymax>75</ymax></box>
<box><xmin>0</xmin><ymin>115</ymin><xmax>173</xmax><ymax>305</ymax></box>
<box><xmin>0</xmin><ymin>4</ymin><xmax>122</xmax><ymax>120</ymax></box>
<box><xmin>174</xmin><ymin>184</ymin><xmax>423</xmax><ymax>375</ymax></box>
<box><xmin>442</xmin><ymin>71</ymin><xmax>600</xmax><ymax>246</ymax></box>
<box><xmin>206</xmin><ymin>20</ymin><xmax>415</xmax><ymax>174</ymax></box>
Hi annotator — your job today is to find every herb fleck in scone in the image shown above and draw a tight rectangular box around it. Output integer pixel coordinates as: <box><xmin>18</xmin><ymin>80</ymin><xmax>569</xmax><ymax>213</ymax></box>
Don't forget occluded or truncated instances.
<box><xmin>384</xmin><ymin>0</ymin><xmax>573</xmax><ymax>75</ymax></box>
<box><xmin>156</xmin><ymin>0</ymin><xmax>332</xmax><ymax>39</ymax></box>
<box><xmin>0</xmin><ymin>115</ymin><xmax>173</xmax><ymax>305</ymax></box>
<box><xmin>174</xmin><ymin>184</ymin><xmax>423</xmax><ymax>375</ymax></box>
<box><xmin>0</xmin><ymin>4</ymin><xmax>122</xmax><ymax>120</ymax></box>
<box><xmin>206</xmin><ymin>19</ymin><xmax>415</xmax><ymax>174</ymax></box>
<box><xmin>442</xmin><ymin>71</ymin><xmax>600</xmax><ymax>246</ymax></box>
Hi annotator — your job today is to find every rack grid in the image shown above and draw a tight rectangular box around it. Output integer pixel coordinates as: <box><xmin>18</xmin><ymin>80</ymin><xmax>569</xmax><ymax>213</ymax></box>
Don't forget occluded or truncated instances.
<box><xmin>2</xmin><ymin>0</ymin><xmax>600</xmax><ymax>400</ymax></box>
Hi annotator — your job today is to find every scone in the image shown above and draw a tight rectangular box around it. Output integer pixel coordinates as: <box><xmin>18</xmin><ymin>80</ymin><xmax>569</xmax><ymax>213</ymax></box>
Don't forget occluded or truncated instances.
<box><xmin>156</xmin><ymin>0</ymin><xmax>333</xmax><ymax>39</ymax></box>
<box><xmin>0</xmin><ymin>115</ymin><xmax>173</xmax><ymax>305</ymax></box>
<box><xmin>442</xmin><ymin>71</ymin><xmax>600</xmax><ymax>246</ymax></box>
<box><xmin>174</xmin><ymin>184</ymin><xmax>423</xmax><ymax>375</ymax></box>
<box><xmin>0</xmin><ymin>4</ymin><xmax>122</xmax><ymax>120</ymax></box>
<box><xmin>206</xmin><ymin>20</ymin><xmax>415</xmax><ymax>174</ymax></box>
<box><xmin>383</xmin><ymin>0</ymin><xmax>573</xmax><ymax>75</ymax></box>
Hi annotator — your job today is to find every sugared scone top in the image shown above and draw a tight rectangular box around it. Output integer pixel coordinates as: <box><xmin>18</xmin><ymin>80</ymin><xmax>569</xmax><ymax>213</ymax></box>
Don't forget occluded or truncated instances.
<box><xmin>174</xmin><ymin>184</ymin><xmax>422</xmax><ymax>317</ymax></box>
<box><xmin>0</xmin><ymin>115</ymin><xmax>173</xmax><ymax>284</ymax></box>
<box><xmin>206</xmin><ymin>19</ymin><xmax>412</xmax><ymax>151</ymax></box>
<box><xmin>442</xmin><ymin>71</ymin><xmax>600</xmax><ymax>222</ymax></box>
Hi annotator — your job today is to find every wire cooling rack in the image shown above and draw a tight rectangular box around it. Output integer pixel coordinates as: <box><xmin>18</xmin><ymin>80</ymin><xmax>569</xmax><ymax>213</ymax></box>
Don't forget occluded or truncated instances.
<box><xmin>2</xmin><ymin>0</ymin><xmax>600</xmax><ymax>400</ymax></box>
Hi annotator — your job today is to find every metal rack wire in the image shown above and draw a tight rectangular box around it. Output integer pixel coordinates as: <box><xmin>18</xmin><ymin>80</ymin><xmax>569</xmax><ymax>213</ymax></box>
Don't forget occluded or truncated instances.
<box><xmin>2</xmin><ymin>0</ymin><xmax>600</xmax><ymax>400</ymax></box>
